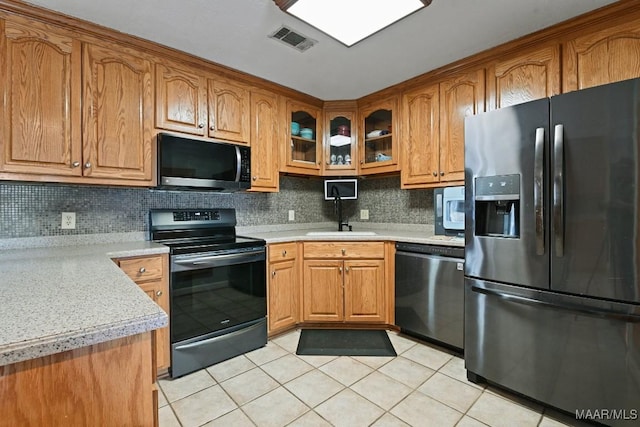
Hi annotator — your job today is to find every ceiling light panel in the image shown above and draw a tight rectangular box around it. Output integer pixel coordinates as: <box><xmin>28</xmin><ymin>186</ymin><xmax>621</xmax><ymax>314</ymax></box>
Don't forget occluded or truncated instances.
<box><xmin>287</xmin><ymin>0</ymin><xmax>427</xmax><ymax>47</ymax></box>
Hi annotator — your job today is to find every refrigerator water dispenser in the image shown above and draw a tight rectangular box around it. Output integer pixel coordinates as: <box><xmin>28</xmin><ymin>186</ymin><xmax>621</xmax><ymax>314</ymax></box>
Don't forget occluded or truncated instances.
<box><xmin>474</xmin><ymin>175</ymin><xmax>520</xmax><ymax>238</ymax></box>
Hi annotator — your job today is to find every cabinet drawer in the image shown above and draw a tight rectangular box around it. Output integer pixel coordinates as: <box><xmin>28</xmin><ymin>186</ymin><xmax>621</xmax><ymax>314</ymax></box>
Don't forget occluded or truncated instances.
<box><xmin>118</xmin><ymin>256</ymin><xmax>164</xmax><ymax>282</ymax></box>
<box><xmin>269</xmin><ymin>242</ymin><xmax>297</xmax><ymax>263</ymax></box>
<box><xmin>303</xmin><ymin>242</ymin><xmax>384</xmax><ymax>259</ymax></box>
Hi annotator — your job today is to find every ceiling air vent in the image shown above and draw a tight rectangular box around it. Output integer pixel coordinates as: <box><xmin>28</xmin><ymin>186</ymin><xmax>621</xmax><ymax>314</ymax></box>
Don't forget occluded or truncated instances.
<box><xmin>269</xmin><ymin>25</ymin><xmax>317</xmax><ymax>52</ymax></box>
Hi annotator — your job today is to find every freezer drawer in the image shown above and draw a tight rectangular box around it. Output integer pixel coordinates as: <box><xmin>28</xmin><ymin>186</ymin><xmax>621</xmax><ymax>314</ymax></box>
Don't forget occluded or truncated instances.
<box><xmin>395</xmin><ymin>246</ymin><xmax>464</xmax><ymax>350</ymax></box>
<box><xmin>465</xmin><ymin>278</ymin><xmax>640</xmax><ymax>425</ymax></box>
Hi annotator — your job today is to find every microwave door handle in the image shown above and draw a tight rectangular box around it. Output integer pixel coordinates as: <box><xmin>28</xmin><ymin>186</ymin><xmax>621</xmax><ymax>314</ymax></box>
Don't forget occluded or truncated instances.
<box><xmin>553</xmin><ymin>124</ymin><xmax>565</xmax><ymax>257</ymax></box>
<box><xmin>534</xmin><ymin>127</ymin><xmax>545</xmax><ymax>255</ymax></box>
<box><xmin>235</xmin><ymin>146</ymin><xmax>241</xmax><ymax>182</ymax></box>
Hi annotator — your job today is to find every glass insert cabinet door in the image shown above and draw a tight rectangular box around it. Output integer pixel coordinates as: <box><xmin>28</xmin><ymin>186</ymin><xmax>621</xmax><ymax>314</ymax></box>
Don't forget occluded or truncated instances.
<box><xmin>287</xmin><ymin>101</ymin><xmax>321</xmax><ymax>172</ymax></box>
<box><xmin>360</xmin><ymin>97</ymin><xmax>398</xmax><ymax>172</ymax></box>
<box><xmin>324</xmin><ymin>111</ymin><xmax>356</xmax><ymax>174</ymax></box>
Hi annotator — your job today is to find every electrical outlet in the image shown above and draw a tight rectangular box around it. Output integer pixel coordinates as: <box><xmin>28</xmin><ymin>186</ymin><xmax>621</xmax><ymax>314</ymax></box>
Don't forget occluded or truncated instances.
<box><xmin>61</xmin><ymin>212</ymin><xmax>76</xmax><ymax>229</ymax></box>
<box><xmin>360</xmin><ymin>209</ymin><xmax>369</xmax><ymax>220</ymax></box>
<box><xmin>288</xmin><ymin>210</ymin><xmax>295</xmax><ymax>221</ymax></box>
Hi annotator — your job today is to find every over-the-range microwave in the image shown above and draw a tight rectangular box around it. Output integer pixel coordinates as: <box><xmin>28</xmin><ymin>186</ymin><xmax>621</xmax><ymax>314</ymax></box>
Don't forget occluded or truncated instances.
<box><xmin>157</xmin><ymin>133</ymin><xmax>251</xmax><ymax>192</ymax></box>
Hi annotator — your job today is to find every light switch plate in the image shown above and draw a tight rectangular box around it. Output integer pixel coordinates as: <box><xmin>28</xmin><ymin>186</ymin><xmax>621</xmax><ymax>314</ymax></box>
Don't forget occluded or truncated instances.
<box><xmin>360</xmin><ymin>209</ymin><xmax>369</xmax><ymax>220</ymax></box>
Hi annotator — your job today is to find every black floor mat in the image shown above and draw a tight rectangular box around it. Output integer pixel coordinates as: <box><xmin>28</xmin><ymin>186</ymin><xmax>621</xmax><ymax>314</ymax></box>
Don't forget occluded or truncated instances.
<box><xmin>296</xmin><ymin>329</ymin><xmax>397</xmax><ymax>357</ymax></box>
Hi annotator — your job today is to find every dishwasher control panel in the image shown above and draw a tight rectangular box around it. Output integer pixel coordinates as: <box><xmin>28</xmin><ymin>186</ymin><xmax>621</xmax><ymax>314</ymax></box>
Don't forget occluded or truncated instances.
<box><xmin>395</xmin><ymin>242</ymin><xmax>464</xmax><ymax>259</ymax></box>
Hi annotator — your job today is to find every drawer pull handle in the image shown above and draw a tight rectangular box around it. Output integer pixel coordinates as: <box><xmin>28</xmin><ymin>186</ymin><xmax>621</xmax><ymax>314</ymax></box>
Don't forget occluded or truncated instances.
<box><xmin>155</xmin><ymin>290</ymin><xmax>162</xmax><ymax>297</ymax></box>
<box><xmin>282</xmin><ymin>250</ymin><xmax>287</xmax><ymax>256</ymax></box>
<box><xmin>139</xmin><ymin>267</ymin><xmax>146</xmax><ymax>273</ymax></box>
<box><xmin>341</xmin><ymin>249</ymin><xmax>346</xmax><ymax>255</ymax></box>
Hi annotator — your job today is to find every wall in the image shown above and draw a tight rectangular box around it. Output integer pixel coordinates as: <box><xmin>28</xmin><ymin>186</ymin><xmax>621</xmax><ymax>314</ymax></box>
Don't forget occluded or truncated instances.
<box><xmin>0</xmin><ymin>176</ymin><xmax>433</xmax><ymax>239</ymax></box>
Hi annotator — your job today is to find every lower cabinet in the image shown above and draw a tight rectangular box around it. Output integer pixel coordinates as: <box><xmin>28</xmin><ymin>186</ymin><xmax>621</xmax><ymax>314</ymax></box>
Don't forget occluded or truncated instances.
<box><xmin>114</xmin><ymin>253</ymin><xmax>170</xmax><ymax>374</ymax></box>
<box><xmin>302</xmin><ymin>242</ymin><xmax>387</xmax><ymax>324</ymax></box>
<box><xmin>0</xmin><ymin>333</ymin><xmax>157</xmax><ymax>426</ymax></box>
<box><xmin>267</xmin><ymin>242</ymin><xmax>300</xmax><ymax>335</ymax></box>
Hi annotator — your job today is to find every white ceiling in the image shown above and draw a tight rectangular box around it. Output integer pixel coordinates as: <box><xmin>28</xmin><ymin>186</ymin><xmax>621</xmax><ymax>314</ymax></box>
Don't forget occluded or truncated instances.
<box><xmin>24</xmin><ymin>0</ymin><xmax>618</xmax><ymax>100</ymax></box>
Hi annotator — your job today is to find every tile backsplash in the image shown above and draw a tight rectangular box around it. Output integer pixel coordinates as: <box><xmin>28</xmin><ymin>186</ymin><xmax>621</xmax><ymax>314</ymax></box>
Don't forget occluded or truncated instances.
<box><xmin>0</xmin><ymin>176</ymin><xmax>433</xmax><ymax>239</ymax></box>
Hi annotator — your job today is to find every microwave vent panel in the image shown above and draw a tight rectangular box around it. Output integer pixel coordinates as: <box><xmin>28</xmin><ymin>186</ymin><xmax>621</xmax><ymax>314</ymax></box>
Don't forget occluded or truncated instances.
<box><xmin>269</xmin><ymin>25</ymin><xmax>317</xmax><ymax>52</ymax></box>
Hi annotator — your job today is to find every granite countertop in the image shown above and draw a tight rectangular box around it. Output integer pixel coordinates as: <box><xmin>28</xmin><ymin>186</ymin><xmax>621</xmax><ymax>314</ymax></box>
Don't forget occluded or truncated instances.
<box><xmin>0</xmin><ymin>240</ymin><xmax>169</xmax><ymax>366</ymax></box>
<box><xmin>238</xmin><ymin>222</ymin><xmax>465</xmax><ymax>247</ymax></box>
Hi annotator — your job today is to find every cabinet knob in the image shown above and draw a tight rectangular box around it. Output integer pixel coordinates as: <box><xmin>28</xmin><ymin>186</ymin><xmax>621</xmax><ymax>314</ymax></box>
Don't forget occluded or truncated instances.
<box><xmin>339</xmin><ymin>266</ymin><xmax>343</xmax><ymax>274</ymax></box>
<box><xmin>282</xmin><ymin>250</ymin><xmax>287</xmax><ymax>256</ymax></box>
<box><xmin>84</xmin><ymin>162</ymin><xmax>92</xmax><ymax>169</ymax></box>
<box><xmin>341</xmin><ymin>248</ymin><xmax>346</xmax><ymax>255</ymax></box>
<box><xmin>156</xmin><ymin>290</ymin><xmax>162</xmax><ymax>297</ymax></box>
<box><xmin>432</xmin><ymin>171</ymin><xmax>437</xmax><ymax>176</ymax></box>
<box><xmin>252</xmin><ymin>176</ymin><xmax>257</xmax><ymax>181</ymax></box>
<box><xmin>72</xmin><ymin>161</ymin><xmax>80</xmax><ymax>168</ymax></box>
<box><xmin>440</xmin><ymin>171</ymin><xmax>445</xmax><ymax>176</ymax></box>
<box><xmin>198</xmin><ymin>123</ymin><xmax>205</xmax><ymax>128</ymax></box>
<box><xmin>360</xmin><ymin>160</ymin><xmax>364</xmax><ymax>164</ymax></box>
<box><xmin>345</xmin><ymin>267</ymin><xmax>350</xmax><ymax>273</ymax></box>
<box><xmin>210</xmin><ymin>125</ymin><xmax>215</xmax><ymax>131</ymax></box>
<box><xmin>139</xmin><ymin>267</ymin><xmax>146</xmax><ymax>273</ymax></box>
<box><xmin>272</xmin><ymin>271</ymin><xmax>276</xmax><ymax>277</ymax></box>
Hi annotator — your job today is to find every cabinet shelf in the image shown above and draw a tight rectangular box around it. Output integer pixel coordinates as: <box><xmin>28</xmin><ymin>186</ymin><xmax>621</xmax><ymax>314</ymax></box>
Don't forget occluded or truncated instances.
<box><xmin>364</xmin><ymin>133</ymin><xmax>392</xmax><ymax>143</ymax></box>
<box><xmin>291</xmin><ymin>135</ymin><xmax>316</xmax><ymax>143</ymax></box>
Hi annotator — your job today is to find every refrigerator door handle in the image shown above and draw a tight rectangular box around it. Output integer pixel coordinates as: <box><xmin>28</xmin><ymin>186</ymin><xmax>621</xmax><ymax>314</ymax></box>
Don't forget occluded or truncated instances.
<box><xmin>553</xmin><ymin>124</ymin><xmax>565</xmax><ymax>257</ymax></box>
<box><xmin>471</xmin><ymin>285</ymin><xmax>640</xmax><ymax>322</ymax></box>
<box><xmin>534</xmin><ymin>127</ymin><xmax>545</xmax><ymax>255</ymax></box>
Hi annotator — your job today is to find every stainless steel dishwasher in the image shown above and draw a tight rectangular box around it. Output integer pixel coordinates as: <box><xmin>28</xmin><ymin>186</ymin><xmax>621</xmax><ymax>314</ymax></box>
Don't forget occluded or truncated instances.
<box><xmin>395</xmin><ymin>242</ymin><xmax>464</xmax><ymax>351</ymax></box>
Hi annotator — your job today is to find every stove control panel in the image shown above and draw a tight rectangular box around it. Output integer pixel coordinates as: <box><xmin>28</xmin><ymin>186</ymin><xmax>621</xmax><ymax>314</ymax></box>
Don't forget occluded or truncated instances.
<box><xmin>173</xmin><ymin>211</ymin><xmax>220</xmax><ymax>222</ymax></box>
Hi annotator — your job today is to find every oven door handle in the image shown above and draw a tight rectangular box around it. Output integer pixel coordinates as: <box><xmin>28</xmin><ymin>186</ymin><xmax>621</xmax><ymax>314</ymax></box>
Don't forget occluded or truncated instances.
<box><xmin>173</xmin><ymin>250</ymin><xmax>265</xmax><ymax>270</ymax></box>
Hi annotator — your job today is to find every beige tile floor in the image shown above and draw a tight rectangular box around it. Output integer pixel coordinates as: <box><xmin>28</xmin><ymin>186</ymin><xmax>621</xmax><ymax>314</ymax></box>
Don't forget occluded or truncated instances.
<box><xmin>158</xmin><ymin>329</ymin><xmax>580</xmax><ymax>427</ymax></box>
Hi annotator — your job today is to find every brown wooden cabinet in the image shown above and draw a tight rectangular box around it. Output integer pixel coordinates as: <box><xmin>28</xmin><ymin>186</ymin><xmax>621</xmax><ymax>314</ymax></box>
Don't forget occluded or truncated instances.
<box><xmin>267</xmin><ymin>242</ymin><xmax>300</xmax><ymax>334</ymax></box>
<box><xmin>487</xmin><ymin>44</ymin><xmax>561</xmax><ymax>110</ymax></box>
<box><xmin>563</xmin><ymin>19</ymin><xmax>640</xmax><ymax>92</ymax></box>
<box><xmin>439</xmin><ymin>69</ymin><xmax>484</xmax><ymax>183</ymax></box>
<box><xmin>250</xmin><ymin>89</ymin><xmax>280</xmax><ymax>192</ymax></box>
<box><xmin>401</xmin><ymin>82</ymin><xmax>440</xmax><ymax>188</ymax></box>
<box><xmin>115</xmin><ymin>254</ymin><xmax>170</xmax><ymax>374</ymax></box>
<box><xmin>282</xmin><ymin>99</ymin><xmax>322</xmax><ymax>174</ymax></box>
<box><xmin>208</xmin><ymin>78</ymin><xmax>250</xmax><ymax>143</ymax></box>
<box><xmin>82</xmin><ymin>41</ymin><xmax>154</xmax><ymax>182</ymax></box>
<box><xmin>302</xmin><ymin>242</ymin><xmax>386</xmax><ymax>323</ymax></box>
<box><xmin>0</xmin><ymin>333</ymin><xmax>156</xmax><ymax>426</ymax></box>
<box><xmin>401</xmin><ymin>68</ymin><xmax>484</xmax><ymax>188</ymax></box>
<box><xmin>155</xmin><ymin>61</ymin><xmax>250</xmax><ymax>144</ymax></box>
<box><xmin>359</xmin><ymin>97</ymin><xmax>399</xmax><ymax>175</ymax></box>
<box><xmin>155</xmin><ymin>61</ymin><xmax>207</xmax><ymax>136</ymax></box>
<box><xmin>0</xmin><ymin>17</ymin><xmax>81</xmax><ymax>177</ymax></box>
<box><xmin>323</xmin><ymin>102</ymin><xmax>358</xmax><ymax>175</ymax></box>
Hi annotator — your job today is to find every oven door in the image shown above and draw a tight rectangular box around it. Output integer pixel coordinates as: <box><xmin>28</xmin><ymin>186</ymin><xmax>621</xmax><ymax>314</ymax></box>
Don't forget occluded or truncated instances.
<box><xmin>170</xmin><ymin>247</ymin><xmax>266</xmax><ymax>344</ymax></box>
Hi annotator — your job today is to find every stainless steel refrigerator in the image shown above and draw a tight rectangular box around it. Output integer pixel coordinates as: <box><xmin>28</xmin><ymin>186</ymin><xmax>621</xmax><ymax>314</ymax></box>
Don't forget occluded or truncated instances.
<box><xmin>464</xmin><ymin>78</ymin><xmax>640</xmax><ymax>424</ymax></box>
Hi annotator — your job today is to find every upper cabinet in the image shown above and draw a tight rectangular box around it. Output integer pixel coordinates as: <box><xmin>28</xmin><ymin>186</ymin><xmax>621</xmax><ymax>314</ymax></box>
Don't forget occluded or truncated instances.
<box><xmin>0</xmin><ymin>17</ymin><xmax>81</xmax><ymax>177</ymax></box>
<box><xmin>82</xmin><ymin>42</ymin><xmax>153</xmax><ymax>182</ymax></box>
<box><xmin>563</xmin><ymin>19</ymin><xmax>640</xmax><ymax>92</ymax></box>
<box><xmin>155</xmin><ymin>61</ymin><xmax>250</xmax><ymax>144</ymax></box>
<box><xmin>249</xmin><ymin>88</ymin><xmax>280</xmax><ymax>192</ymax></box>
<box><xmin>401</xmin><ymin>68</ymin><xmax>484</xmax><ymax>188</ymax></box>
<box><xmin>401</xmin><ymin>83</ymin><xmax>439</xmax><ymax>188</ymax></box>
<box><xmin>0</xmin><ymin>16</ymin><xmax>153</xmax><ymax>185</ymax></box>
<box><xmin>359</xmin><ymin>97</ymin><xmax>399</xmax><ymax>175</ymax></box>
<box><xmin>439</xmin><ymin>69</ymin><xmax>485</xmax><ymax>183</ymax></box>
<box><xmin>155</xmin><ymin>62</ymin><xmax>207</xmax><ymax>136</ymax></box>
<box><xmin>207</xmin><ymin>78</ymin><xmax>250</xmax><ymax>143</ymax></box>
<box><xmin>487</xmin><ymin>44</ymin><xmax>561</xmax><ymax>110</ymax></box>
<box><xmin>323</xmin><ymin>101</ymin><xmax>358</xmax><ymax>176</ymax></box>
<box><xmin>282</xmin><ymin>99</ymin><xmax>322</xmax><ymax>175</ymax></box>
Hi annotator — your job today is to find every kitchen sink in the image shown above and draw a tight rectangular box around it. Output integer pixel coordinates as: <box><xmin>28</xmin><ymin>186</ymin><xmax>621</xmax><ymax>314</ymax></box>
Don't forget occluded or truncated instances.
<box><xmin>305</xmin><ymin>231</ymin><xmax>377</xmax><ymax>236</ymax></box>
